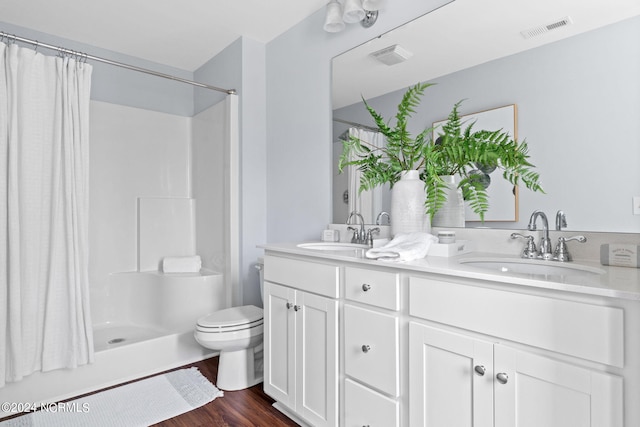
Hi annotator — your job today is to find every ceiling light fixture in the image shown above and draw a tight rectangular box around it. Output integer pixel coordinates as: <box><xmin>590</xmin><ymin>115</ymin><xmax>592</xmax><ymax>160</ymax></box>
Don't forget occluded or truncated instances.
<box><xmin>343</xmin><ymin>0</ymin><xmax>366</xmax><ymax>23</ymax></box>
<box><xmin>323</xmin><ymin>0</ymin><xmax>346</xmax><ymax>33</ymax></box>
<box><xmin>323</xmin><ymin>0</ymin><xmax>384</xmax><ymax>33</ymax></box>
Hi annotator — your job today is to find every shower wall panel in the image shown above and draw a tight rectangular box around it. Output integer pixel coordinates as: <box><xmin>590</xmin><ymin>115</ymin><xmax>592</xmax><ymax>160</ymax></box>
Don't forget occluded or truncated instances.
<box><xmin>191</xmin><ymin>101</ymin><xmax>228</xmax><ymax>280</ymax></box>
<box><xmin>89</xmin><ymin>101</ymin><xmax>191</xmax><ymax>290</ymax></box>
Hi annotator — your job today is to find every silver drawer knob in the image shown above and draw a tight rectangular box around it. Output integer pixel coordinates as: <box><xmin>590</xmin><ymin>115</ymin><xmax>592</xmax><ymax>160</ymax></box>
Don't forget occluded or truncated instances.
<box><xmin>362</xmin><ymin>283</ymin><xmax>371</xmax><ymax>291</ymax></box>
<box><xmin>496</xmin><ymin>372</ymin><xmax>509</xmax><ymax>384</ymax></box>
<box><xmin>474</xmin><ymin>365</ymin><xmax>486</xmax><ymax>376</ymax></box>
<box><xmin>361</xmin><ymin>344</ymin><xmax>371</xmax><ymax>353</ymax></box>
<box><xmin>293</xmin><ymin>305</ymin><xmax>301</xmax><ymax>311</ymax></box>
<box><xmin>286</xmin><ymin>302</ymin><xmax>293</xmax><ymax>309</ymax></box>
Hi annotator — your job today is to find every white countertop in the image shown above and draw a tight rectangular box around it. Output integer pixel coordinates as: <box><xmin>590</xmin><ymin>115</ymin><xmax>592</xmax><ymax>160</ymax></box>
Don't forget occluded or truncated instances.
<box><xmin>259</xmin><ymin>242</ymin><xmax>640</xmax><ymax>301</ymax></box>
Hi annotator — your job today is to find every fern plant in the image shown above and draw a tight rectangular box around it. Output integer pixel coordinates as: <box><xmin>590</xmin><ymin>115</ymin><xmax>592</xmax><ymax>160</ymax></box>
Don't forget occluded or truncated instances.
<box><xmin>338</xmin><ymin>82</ymin><xmax>436</xmax><ymax>190</ymax></box>
<box><xmin>426</xmin><ymin>101</ymin><xmax>544</xmax><ymax>221</ymax></box>
<box><xmin>339</xmin><ymin>83</ymin><xmax>544</xmax><ymax>222</ymax></box>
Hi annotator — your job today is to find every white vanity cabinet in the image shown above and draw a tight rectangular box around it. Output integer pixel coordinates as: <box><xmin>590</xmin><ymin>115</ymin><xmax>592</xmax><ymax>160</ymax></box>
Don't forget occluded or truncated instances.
<box><xmin>343</xmin><ymin>266</ymin><xmax>401</xmax><ymax>427</ymax></box>
<box><xmin>409</xmin><ymin>276</ymin><xmax>624</xmax><ymax>427</ymax></box>
<box><xmin>263</xmin><ymin>256</ymin><xmax>339</xmax><ymax>427</ymax></box>
<box><xmin>261</xmin><ymin>245</ymin><xmax>639</xmax><ymax>427</ymax></box>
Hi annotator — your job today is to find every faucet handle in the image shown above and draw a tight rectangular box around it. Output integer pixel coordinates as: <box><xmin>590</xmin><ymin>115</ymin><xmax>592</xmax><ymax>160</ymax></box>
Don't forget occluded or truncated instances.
<box><xmin>365</xmin><ymin>227</ymin><xmax>380</xmax><ymax>247</ymax></box>
<box><xmin>510</xmin><ymin>233</ymin><xmax>538</xmax><ymax>259</ymax></box>
<box><xmin>553</xmin><ymin>235</ymin><xmax>586</xmax><ymax>262</ymax></box>
<box><xmin>348</xmin><ymin>226</ymin><xmax>360</xmax><ymax>244</ymax></box>
<box><xmin>559</xmin><ymin>235</ymin><xmax>587</xmax><ymax>244</ymax></box>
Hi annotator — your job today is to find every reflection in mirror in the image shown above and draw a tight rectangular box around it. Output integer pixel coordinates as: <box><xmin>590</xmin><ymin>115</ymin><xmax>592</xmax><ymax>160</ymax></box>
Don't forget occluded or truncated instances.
<box><xmin>332</xmin><ymin>0</ymin><xmax>640</xmax><ymax>233</ymax></box>
<box><xmin>432</xmin><ymin>104</ymin><xmax>519</xmax><ymax>223</ymax></box>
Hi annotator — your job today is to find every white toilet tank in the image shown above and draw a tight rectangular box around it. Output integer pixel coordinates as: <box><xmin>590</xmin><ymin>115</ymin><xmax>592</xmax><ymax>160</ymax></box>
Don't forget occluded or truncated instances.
<box><xmin>257</xmin><ymin>257</ymin><xmax>264</xmax><ymax>303</ymax></box>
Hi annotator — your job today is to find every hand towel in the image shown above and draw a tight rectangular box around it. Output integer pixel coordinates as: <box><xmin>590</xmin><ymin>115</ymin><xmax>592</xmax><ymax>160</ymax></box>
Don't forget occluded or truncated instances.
<box><xmin>162</xmin><ymin>256</ymin><xmax>202</xmax><ymax>273</ymax></box>
<box><xmin>365</xmin><ymin>232</ymin><xmax>438</xmax><ymax>262</ymax></box>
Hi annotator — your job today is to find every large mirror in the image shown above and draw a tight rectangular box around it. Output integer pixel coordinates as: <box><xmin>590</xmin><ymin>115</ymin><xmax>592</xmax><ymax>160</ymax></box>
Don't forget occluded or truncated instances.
<box><xmin>332</xmin><ymin>0</ymin><xmax>640</xmax><ymax>233</ymax></box>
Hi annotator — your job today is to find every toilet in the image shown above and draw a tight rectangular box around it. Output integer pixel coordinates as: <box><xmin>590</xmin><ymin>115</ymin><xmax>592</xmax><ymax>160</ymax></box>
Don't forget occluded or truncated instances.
<box><xmin>194</xmin><ymin>260</ymin><xmax>265</xmax><ymax>391</ymax></box>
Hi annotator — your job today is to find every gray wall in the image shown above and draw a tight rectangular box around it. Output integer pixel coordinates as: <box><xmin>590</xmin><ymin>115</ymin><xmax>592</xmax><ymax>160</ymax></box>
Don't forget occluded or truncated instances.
<box><xmin>0</xmin><ymin>21</ymin><xmax>195</xmax><ymax>116</ymax></box>
<box><xmin>239</xmin><ymin>38</ymin><xmax>268</xmax><ymax>306</ymax></box>
<box><xmin>196</xmin><ymin>36</ymin><xmax>268</xmax><ymax>306</ymax></box>
<box><xmin>265</xmin><ymin>0</ymin><xmax>452</xmax><ymax>243</ymax></box>
<box><xmin>334</xmin><ymin>16</ymin><xmax>640</xmax><ymax>232</ymax></box>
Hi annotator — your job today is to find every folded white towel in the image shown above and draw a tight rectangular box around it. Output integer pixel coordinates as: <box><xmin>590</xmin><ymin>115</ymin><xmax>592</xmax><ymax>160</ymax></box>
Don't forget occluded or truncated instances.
<box><xmin>162</xmin><ymin>255</ymin><xmax>202</xmax><ymax>273</ymax></box>
<box><xmin>365</xmin><ymin>232</ymin><xmax>438</xmax><ymax>262</ymax></box>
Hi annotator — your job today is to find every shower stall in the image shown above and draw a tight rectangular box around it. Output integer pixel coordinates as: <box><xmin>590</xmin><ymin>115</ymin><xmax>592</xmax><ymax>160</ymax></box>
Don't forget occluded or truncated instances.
<box><xmin>0</xmin><ymin>49</ymin><xmax>239</xmax><ymax>410</ymax></box>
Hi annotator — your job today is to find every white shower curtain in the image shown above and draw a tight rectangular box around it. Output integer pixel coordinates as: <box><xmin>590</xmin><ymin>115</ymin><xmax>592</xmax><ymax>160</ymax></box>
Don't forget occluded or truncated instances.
<box><xmin>347</xmin><ymin>128</ymin><xmax>384</xmax><ymax>224</ymax></box>
<box><xmin>0</xmin><ymin>42</ymin><xmax>94</xmax><ymax>386</ymax></box>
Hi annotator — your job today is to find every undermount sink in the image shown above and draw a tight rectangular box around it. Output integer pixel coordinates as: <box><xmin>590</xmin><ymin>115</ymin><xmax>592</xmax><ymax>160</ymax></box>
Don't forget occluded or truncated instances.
<box><xmin>459</xmin><ymin>257</ymin><xmax>606</xmax><ymax>277</ymax></box>
<box><xmin>296</xmin><ymin>242</ymin><xmax>369</xmax><ymax>251</ymax></box>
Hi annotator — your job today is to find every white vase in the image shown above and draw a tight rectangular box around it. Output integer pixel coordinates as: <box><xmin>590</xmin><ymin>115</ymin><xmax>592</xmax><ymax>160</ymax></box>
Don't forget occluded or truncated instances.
<box><xmin>390</xmin><ymin>170</ymin><xmax>430</xmax><ymax>236</ymax></box>
<box><xmin>431</xmin><ymin>175</ymin><xmax>465</xmax><ymax>228</ymax></box>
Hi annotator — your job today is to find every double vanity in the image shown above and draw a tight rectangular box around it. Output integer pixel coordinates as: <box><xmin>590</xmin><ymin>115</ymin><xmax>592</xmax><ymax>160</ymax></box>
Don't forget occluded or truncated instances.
<box><xmin>260</xmin><ymin>233</ymin><xmax>640</xmax><ymax>427</ymax></box>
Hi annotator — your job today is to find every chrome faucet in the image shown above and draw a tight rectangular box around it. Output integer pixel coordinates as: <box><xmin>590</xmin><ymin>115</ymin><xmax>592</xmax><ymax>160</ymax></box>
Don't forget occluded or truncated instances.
<box><xmin>553</xmin><ymin>235</ymin><xmax>587</xmax><ymax>262</ymax></box>
<box><xmin>527</xmin><ymin>210</ymin><xmax>552</xmax><ymax>259</ymax></box>
<box><xmin>510</xmin><ymin>233</ymin><xmax>537</xmax><ymax>259</ymax></box>
<box><xmin>346</xmin><ymin>211</ymin><xmax>365</xmax><ymax>244</ymax></box>
<box><xmin>376</xmin><ymin>211</ymin><xmax>390</xmax><ymax>226</ymax></box>
<box><xmin>555</xmin><ymin>210</ymin><xmax>567</xmax><ymax>231</ymax></box>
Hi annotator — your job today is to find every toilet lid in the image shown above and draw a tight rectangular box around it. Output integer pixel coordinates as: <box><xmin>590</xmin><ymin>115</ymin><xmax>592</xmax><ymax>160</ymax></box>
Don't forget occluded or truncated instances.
<box><xmin>197</xmin><ymin>305</ymin><xmax>263</xmax><ymax>328</ymax></box>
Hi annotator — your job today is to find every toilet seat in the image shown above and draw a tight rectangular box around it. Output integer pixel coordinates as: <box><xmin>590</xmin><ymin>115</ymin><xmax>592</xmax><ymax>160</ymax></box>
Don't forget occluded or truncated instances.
<box><xmin>196</xmin><ymin>305</ymin><xmax>263</xmax><ymax>333</ymax></box>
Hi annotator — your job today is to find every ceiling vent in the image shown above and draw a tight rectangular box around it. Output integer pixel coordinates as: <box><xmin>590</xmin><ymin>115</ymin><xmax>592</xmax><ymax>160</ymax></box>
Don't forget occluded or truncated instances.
<box><xmin>521</xmin><ymin>16</ymin><xmax>573</xmax><ymax>39</ymax></box>
<box><xmin>370</xmin><ymin>44</ymin><xmax>413</xmax><ymax>66</ymax></box>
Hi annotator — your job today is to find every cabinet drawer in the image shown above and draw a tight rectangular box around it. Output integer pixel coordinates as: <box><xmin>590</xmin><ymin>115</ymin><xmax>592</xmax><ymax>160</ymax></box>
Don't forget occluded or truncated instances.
<box><xmin>264</xmin><ymin>255</ymin><xmax>339</xmax><ymax>298</ymax></box>
<box><xmin>409</xmin><ymin>276</ymin><xmax>624</xmax><ymax>367</ymax></box>
<box><xmin>345</xmin><ymin>379</ymin><xmax>399</xmax><ymax>427</ymax></box>
<box><xmin>345</xmin><ymin>266</ymin><xmax>400</xmax><ymax>311</ymax></box>
<box><xmin>344</xmin><ymin>304</ymin><xmax>399</xmax><ymax>396</ymax></box>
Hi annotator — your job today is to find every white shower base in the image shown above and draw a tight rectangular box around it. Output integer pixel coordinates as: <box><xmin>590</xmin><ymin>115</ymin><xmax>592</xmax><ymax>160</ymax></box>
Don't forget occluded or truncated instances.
<box><xmin>0</xmin><ymin>270</ymin><xmax>225</xmax><ymax>418</ymax></box>
<box><xmin>93</xmin><ymin>322</ymin><xmax>167</xmax><ymax>351</ymax></box>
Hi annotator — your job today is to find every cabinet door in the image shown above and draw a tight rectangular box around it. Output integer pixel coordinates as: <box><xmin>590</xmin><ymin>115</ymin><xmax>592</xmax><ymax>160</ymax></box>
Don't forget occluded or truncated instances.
<box><xmin>296</xmin><ymin>291</ymin><xmax>339</xmax><ymax>427</ymax></box>
<box><xmin>494</xmin><ymin>345</ymin><xmax>623</xmax><ymax>427</ymax></box>
<box><xmin>409</xmin><ymin>322</ymin><xmax>494</xmax><ymax>427</ymax></box>
<box><xmin>263</xmin><ymin>282</ymin><xmax>296</xmax><ymax>406</ymax></box>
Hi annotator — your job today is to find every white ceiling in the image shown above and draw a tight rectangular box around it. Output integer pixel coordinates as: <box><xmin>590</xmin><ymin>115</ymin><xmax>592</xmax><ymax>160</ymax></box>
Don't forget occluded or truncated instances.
<box><xmin>332</xmin><ymin>0</ymin><xmax>640</xmax><ymax>109</ymax></box>
<box><xmin>3</xmin><ymin>0</ymin><xmax>639</xmax><ymax>95</ymax></box>
<box><xmin>0</xmin><ymin>0</ymin><xmax>328</xmax><ymax>71</ymax></box>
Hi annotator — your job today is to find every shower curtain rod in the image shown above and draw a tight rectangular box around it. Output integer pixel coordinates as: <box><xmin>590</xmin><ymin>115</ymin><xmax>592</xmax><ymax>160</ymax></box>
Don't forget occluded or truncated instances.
<box><xmin>0</xmin><ymin>31</ymin><xmax>236</xmax><ymax>95</ymax></box>
<box><xmin>333</xmin><ymin>117</ymin><xmax>379</xmax><ymax>132</ymax></box>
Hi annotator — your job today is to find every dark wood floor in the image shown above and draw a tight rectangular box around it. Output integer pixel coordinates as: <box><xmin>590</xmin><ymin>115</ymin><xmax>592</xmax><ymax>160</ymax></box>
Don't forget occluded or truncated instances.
<box><xmin>153</xmin><ymin>357</ymin><xmax>299</xmax><ymax>427</ymax></box>
<box><xmin>5</xmin><ymin>356</ymin><xmax>299</xmax><ymax>427</ymax></box>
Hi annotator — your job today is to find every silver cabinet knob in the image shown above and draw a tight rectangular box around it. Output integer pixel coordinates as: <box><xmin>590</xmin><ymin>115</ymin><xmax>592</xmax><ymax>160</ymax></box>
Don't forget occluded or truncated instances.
<box><xmin>286</xmin><ymin>302</ymin><xmax>293</xmax><ymax>309</ymax></box>
<box><xmin>362</xmin><ymin>283</ymin><xmax>371</xmax><ymax>291</ymax></box>
<box><xmin>474</xmin><ymin>365</ymin><xmax>486</xmax><ymax>376</ymax></box>
<box><xmin>293</xmin><ymin>305</ymin><xmax>301</xmax><ymax>311</ymax></box>
<box><xmin>496</xmin><ymin>372</ymin><xmax>509</xmax><ymax>384</ymax></box>
<box><xmin>361</xmin><ymin>344</ymin><xmax>371</xmax><ymax>353</ymax></box>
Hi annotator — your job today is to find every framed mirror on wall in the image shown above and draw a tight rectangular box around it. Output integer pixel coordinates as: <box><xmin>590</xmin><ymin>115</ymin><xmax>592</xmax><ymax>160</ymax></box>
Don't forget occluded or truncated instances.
<box><xmin>331</xmin><ymin>0</ymin><xmax>640</xmax><ymax>233</ymax></box>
